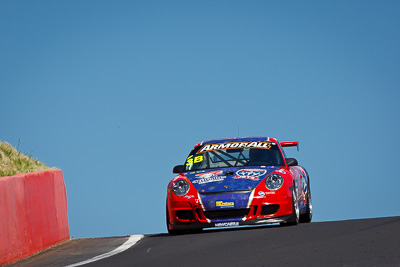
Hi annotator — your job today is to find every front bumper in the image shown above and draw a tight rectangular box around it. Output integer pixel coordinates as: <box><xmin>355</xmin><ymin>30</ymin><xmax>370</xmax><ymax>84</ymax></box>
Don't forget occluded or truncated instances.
<box><xmin>167</xmin><ymin>193</ymin><xmax>293</xmax><ymax>230</ymax></box>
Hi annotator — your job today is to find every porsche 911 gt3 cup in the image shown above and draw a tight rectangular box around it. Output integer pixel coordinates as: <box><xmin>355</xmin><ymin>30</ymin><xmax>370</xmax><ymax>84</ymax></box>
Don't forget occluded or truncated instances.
<box><xmin>166</xmin><ymin>137</ymin><xmax>312</xmax><ymax>234</ymax></box>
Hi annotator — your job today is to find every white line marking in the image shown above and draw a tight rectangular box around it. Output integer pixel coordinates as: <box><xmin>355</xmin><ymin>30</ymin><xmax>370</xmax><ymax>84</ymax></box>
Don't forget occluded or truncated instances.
<box><xmin>64</xmin><ymin>234</ymin><xmax>143</xmax><ymax>267</ymax></box>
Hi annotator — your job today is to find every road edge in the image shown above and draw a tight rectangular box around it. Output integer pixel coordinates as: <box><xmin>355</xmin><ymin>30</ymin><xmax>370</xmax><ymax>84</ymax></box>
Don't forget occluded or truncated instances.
<box><xmin>63</xmin><ymin>235</ymin><xmax>144</xmax><ymax>267</ymax></box>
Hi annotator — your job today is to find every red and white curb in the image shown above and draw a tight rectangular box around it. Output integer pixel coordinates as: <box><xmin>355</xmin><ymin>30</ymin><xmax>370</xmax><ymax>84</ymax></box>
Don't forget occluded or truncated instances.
<box><xmin>64</xmin><ymin>234</ymin><xmax>144</xmax><ymax>267</ymax></box>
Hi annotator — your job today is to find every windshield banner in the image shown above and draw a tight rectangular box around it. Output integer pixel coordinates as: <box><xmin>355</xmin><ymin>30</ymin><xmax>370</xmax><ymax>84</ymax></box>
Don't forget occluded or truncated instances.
<box><xmin>198</xmin><ymin>141</ymin><xmax>272</xmax><ymax>153</ymax></box>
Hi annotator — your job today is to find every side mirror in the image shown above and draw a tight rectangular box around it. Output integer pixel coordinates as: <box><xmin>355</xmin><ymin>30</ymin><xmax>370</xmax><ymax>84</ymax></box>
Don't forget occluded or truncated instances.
<box><xmin>173</xmin><ymin>165</ymin><xmax>185</xmax><ymax>173</ymax></box>
<box><xmin>286</xmin><ymin>158</ymin><xmax>298</xmax><ymax>166</ymax></box>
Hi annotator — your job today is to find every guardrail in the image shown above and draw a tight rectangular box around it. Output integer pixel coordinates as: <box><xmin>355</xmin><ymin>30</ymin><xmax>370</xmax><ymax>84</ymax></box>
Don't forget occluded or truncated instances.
<box><xmin>0</xmin><ymin>170</ymin><xmax>70</xmax><ymax>265</ymax></box>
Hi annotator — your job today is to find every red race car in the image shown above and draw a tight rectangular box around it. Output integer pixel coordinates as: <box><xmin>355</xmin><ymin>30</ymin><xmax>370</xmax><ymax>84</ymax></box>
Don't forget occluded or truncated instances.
<box><xmin>166</xmin><ymin>137</ymin><xmax>312</xmax><ymax>234</ymax></box>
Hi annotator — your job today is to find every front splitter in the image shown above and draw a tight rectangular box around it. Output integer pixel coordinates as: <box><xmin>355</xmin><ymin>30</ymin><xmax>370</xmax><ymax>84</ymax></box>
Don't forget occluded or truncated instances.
<box><xmin>170</xmin><ymin>215</ymin><xmax>293</xmax><ymax>230</ymax></box>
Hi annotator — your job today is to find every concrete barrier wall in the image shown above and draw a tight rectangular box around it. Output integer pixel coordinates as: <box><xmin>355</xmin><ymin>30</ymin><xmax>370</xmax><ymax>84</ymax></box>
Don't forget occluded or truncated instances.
<box><xmin>0</xmin><ymin>170</ymin><xmax>70</xmax><ymax>265</ymax></box>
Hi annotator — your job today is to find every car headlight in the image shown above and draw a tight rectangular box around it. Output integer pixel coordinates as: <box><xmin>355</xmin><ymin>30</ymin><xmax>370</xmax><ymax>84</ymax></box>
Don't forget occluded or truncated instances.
<box><xmin>172</xmin><ymin>180</ymin><xmax>190</xmax><ymax>196</ymax></box>
<box><xmin>265</xmin><ymin>173</ymin><xmax>283</xmax><ymax>190</ymax></box>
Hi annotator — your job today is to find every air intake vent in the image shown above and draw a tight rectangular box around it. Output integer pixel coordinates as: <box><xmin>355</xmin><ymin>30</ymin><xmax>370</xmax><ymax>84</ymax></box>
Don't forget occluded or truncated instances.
<box><xmin>260</xmin><ymin>205</ymin><xmax>279</xmax><ymax>215</ymax></box>
<box><xmin>176</xmin><ymin>210</ymin><xmax>194</xmax><ymax>220</ymax></box>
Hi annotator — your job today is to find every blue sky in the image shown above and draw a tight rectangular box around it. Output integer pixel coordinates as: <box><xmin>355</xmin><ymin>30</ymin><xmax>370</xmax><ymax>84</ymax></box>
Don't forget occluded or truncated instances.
<box><xmin>1</xmin><ymin>0</ymin><xmax>399</xmax><ymax>238</ymax></box>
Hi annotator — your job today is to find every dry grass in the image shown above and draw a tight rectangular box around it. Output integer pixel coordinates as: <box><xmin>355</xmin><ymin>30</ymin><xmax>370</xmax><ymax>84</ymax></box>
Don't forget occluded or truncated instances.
<box><xmin>0</xmin><ymin>141</ymin><xmax>55</xmax><ymax>177</ymax></box>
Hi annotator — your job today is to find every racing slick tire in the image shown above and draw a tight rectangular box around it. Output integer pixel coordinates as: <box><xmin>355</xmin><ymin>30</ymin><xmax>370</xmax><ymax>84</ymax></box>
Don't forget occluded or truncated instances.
<box><xmin>299</xmin><ymin>178</ymin><xmax>312</xmax><ymax>223</ymax></box>
<box><xmin>280</xmin><ymin>181</ymin><xmax>299</xmax><ymax>226</ymax></box>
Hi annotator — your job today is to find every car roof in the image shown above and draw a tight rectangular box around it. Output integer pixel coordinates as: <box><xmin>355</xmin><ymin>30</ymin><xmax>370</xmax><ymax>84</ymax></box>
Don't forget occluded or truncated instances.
<box><xmin>200</xmin><ymin>136</ymin><xmax>278</xmax><ymax>145</ymax></box>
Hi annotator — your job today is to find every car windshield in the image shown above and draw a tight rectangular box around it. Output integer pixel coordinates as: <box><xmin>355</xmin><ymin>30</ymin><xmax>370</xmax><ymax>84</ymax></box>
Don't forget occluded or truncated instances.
<box><xmin>184</xmin><ymin>141</ymin><xmax>285</xmax><ymax>171</ymax></box>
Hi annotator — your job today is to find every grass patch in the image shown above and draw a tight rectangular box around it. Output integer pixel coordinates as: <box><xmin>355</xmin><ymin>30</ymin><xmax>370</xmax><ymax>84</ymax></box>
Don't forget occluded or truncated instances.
<box><xmin>0</xmin><ymin>141</ymin><xmax>55</xmax><ymax>177</ymax></box>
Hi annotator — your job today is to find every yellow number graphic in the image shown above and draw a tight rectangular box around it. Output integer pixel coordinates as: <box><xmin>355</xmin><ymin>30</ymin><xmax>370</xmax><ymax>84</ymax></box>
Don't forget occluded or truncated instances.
<box><xmin>186</xmin><ymin>155</ymin><xmax>203</xmax><ymax>165</ymax></box>
<box><xmin>194</xmin><ymin>156</ymin><xmax>203</xmax><ymax>163</ymax></box>
<box><xmin>186</xmin><ymin>155</ymin><xmax>193</xmax><ymax>165</ymax></box>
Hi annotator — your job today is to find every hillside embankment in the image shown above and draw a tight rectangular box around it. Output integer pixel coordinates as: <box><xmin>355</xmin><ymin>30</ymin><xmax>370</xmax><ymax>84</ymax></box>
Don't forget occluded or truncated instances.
<box><xmin>0</xmin><ymin>141</ymin><xmax>54</xmax><ymax>177</ymax></box>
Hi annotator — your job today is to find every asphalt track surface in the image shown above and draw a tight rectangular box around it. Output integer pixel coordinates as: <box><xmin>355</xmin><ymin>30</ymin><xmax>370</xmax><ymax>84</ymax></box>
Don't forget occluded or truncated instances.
<box><xmin>8</xmin><ymin>216</ymin><xmax>400</xmax><ymax>267</ymax></box>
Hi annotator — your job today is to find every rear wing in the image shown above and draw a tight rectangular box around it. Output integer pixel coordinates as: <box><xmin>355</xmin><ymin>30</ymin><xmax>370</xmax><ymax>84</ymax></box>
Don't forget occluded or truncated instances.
<box><xmin>280</xmin><ymin>141</ymin><xmax>299</xmax><ymax>151</ymax></box>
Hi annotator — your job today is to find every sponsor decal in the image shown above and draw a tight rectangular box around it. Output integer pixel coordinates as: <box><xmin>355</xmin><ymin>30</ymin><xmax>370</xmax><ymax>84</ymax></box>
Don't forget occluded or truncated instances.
<box><xmin>216</xmin><ymin>200</ymin><xmax>235</xmax><ymax>209</ymax></box>
<box><xmin>189</xmin><ymin>170</ymin><xmax>206</xmax><ymax>174</ymax></box>
<box><xmin>258</xmin><ymin>191</ymin><xmax>265</xmax><ymax>196</ymax></box>
<box><xmin>198</xmin><ymin>141</ymin><xmax>272</xmax><ymax>153</ymax></box>
<box><xmin>233</xmin><ymin>169</ymin><xmax>267</xmax><ymax>181</ymax></box>
<box><xmin>193</xmin><ymin>177</ymin><xmax>225</xmax><ymax>184</ymax></box>
<box><xmin>196</xmin><ymin>170</ymin><xmax>223</xmax><ymax>177</ymax></box>
<box><xmin>193</xmin><ymin>170</ymin><xmax>226</xmax><ymax>184</ymax></box>
<box><xmin>215</xmin><ymin>222</ymin><xmax>239</xmax><ymax>227</ymax></box>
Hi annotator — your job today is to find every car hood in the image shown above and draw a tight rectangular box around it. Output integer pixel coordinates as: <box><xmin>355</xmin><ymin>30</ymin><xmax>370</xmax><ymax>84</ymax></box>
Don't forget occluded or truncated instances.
<box><xmin>184</xmin><ymin>166</ymin><xmax>278</xmax><ymax>214</ymax></box>
<box><xmin>184</xmin><ymin>166</ymin><xmax>278</xmax><ymax>193</ymax></box>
